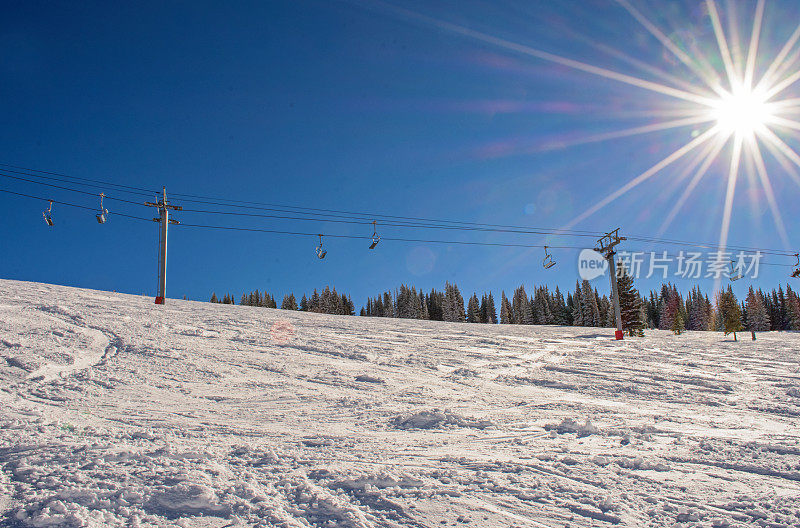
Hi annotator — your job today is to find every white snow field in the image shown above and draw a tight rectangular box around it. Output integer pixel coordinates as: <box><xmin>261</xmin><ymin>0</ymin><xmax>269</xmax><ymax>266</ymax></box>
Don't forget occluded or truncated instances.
<box><xmin>1</xmin><ymin>279</ymin><xmax>800</xmax><ymax>528</ymax></box>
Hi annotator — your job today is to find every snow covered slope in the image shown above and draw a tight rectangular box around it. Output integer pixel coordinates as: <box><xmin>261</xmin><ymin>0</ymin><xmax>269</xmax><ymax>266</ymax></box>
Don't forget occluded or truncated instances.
<box><xmin>1</xmin><ymin>279</ymin><xmax>799</xmax><ymax>528</ymax></box>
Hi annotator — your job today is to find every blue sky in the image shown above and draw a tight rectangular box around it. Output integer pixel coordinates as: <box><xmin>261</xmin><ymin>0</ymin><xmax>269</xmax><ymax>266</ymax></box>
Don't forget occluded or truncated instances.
<box><xmin>2</xmin><ymin>0</ymin><xmax>799</xmax><ymax>306</ymax></box>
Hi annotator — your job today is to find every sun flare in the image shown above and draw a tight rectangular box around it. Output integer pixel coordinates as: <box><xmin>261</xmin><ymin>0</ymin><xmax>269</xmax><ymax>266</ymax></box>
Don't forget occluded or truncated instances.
<box><xmin>708</xmin><ymin>86</ymin><xmax>773</xmax><ymax>137</ymax></box>
<box><xmin>557</xmin><ymin>0</ymin><xmax>799</xmax><ymax>254</ymax></box>
<box><xmin>393</xmin><ymin>0</ymin><xmax>800</xmax><ymax>258</ymax></box>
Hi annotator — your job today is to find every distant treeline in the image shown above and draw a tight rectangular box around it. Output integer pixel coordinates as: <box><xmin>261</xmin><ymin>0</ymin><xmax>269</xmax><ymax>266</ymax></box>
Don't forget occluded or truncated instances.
<box><xmin>209</xmin><ymin>278</ymin><xmax>800</xmax><ymax>336</ymax></box>
<box><xmin>211</xmin><ymin>287</ymin><xmax>355</xmax><ymax>316</ymax></box>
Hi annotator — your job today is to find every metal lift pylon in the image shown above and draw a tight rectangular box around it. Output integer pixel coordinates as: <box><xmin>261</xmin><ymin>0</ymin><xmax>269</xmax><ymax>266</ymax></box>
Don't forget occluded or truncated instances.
<box><xmin>145</xmin><ymin>187</ymin><xmax>182</xmax><ymax>305</ymax></box>
<box><xmin>595</xmin><ymin>228</ymin><xmax>626</xmax><ymax>340</ymax></box>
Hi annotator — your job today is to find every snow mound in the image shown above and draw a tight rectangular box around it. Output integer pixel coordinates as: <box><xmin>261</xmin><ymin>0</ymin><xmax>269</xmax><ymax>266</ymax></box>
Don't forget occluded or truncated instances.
<box><xmin>354</xmin><ymin>374</ymin><xmax>384</xmax><ymax>384</ymax></box>
<box><xmin>390</xmin><ymin>409</ymin><xmax>493</xmax><ymax>430</ymax></box>
<box><xmin>281</xmin><ymin>478</ymin><xmax>375</xmax><ymax>528</ymax></box>
<box><xmin>6</xmin><ymin>354</ymin><xmax>42</xmax><ymax>372</ymax></box>
<box><xmin>449</xmin><ymin>367</ymin><xmax>479</xmax><ymax>378</ymax></box>
<box><xmin>615</xmin><ymin>456</ymin><xmax>670</xmax><ymax>471</ymax></box>
<box><xmin>148</xmin><ymin>482</ymin><xmax>230</xmax><ymax>516</ymax></box>
<box><xmin>331</xmin><ymin>471</ymin><xmax>424</xmax><ymax>491</ymax></box>
<box><xmin>544</xmin><ymin>417</ymin><xmax>599</xmax><ymax>437</ymax></box>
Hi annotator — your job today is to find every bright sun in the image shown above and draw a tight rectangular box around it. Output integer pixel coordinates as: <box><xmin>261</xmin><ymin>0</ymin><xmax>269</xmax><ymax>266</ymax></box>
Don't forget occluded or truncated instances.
<box><xmin>709</xmin><ymin>86</ymin><xmax>774</xmax><ymax>137</ymax></box>
<box><xmin>409</xmin><ymin>0</ymin><xmax>799</xmax><ymax>255</ymax></box>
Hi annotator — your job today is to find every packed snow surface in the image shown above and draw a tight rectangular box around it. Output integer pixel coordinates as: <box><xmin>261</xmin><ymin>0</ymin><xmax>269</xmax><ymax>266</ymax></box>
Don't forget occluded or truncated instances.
<box><xmin>1</xmin><ymin>279</ymin><xmax>800</xmax><ymax>527</ymax></box>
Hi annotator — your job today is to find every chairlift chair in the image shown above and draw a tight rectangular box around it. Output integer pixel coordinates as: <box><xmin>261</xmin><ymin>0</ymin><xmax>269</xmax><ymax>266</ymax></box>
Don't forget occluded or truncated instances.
<box><xmin>315</xmin><ymin>234</ymin><xmax>327</xmax><ymax>259</ymax></box>
<box><xmin>792</xmin><ymin>254</ymin><xmax>800</xmax><ymax>278</ymax></box>
<box><xmin>729</xmin><ymin>260</ymin><xmax>743</xmax><ymax>281</ymax></box>
<box><xmin>96</xmin><ymin>193</ymin><xmax>108</xmax><ymax>224</ymax></box>
<box><xmin>369</xmin><ymin>221</ymin><xmax>380</xmax><ymax>249</ymax></box>
<box><xmin>43</xmin><ymin>200</ymin><xmax>54</xmax><ymax>226</ymax></box>
<box><xmin>542</xmin><ymin>246</ymin><xmax>556</xmax><ymax>269</ymax></box>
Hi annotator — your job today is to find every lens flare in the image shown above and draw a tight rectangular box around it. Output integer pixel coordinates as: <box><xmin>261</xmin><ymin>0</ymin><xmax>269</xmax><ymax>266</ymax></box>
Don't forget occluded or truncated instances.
<box><xmin>369</xmin><ymin>0</ymin><xmax>800</xmax><ymax>260</ymax></box>
<box><xmin>708</xmin><ymin>86</ymin><xmax>773</xmax><ymax>137</ymax></box>
<box><xmin>556</xmin><ymin>0</ymin><xmax>800</xmax><ymax>262</ymax></box>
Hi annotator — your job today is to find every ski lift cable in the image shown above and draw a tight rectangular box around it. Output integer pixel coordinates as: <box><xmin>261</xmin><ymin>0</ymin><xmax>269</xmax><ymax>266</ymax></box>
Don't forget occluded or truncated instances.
<box><xmin>0</xmin><ymin>163</ymin><xmax>159</xmax><ymax>196</ymax></box>
<box><xmin>0</xmin><ymin>167</ymin><xmax>606</xmax><ymax>239</ymax></box>
<box><xmin>0</xmin><ymin>171</ymin><xmax>651</xmax><ymax>241</ymax></box>
<box><xmin>1</xmin><ymin>187</ymin><xmax>797</xmax><ymax>267</ymax></box>
<box><xmin>177</xmin><ymin>196</ymin><xmax>603</xmax><ymax>233</ymax></box>
<box><xmin>0</xmin><ymin>188</ymin><xmax>154</xmax><ymax>222</ymax></box>
<box><xmin>0</xmin><ymin>162</ymin><xmax>603</xmax><ymax>234</ymax></box>
<box><xmin>176</xmin><ymin>222</ymin><xmax>800</xmax><ymax>259</ymax></box>
<box><xmin>624</xmin><ymin>236</ymin><xmax>795</xmax><ymax>257</ymax></box>
<box><xmin>0</xmin><ymin>166</ymin><xmax>157</xmax><ymax>198</ymax></box>
<box><xmin>0</xmin><ymin>162</ymin><xmax>790</xmax><ymax>256</ymax></box>
<box><xmin>174</xmin><ymin>206</ymin><xmax>798</xmax><ymax>257</ymax></box>
<box><xmin>1</xmin><ymin>162</ymin><xmax>797</xmax><ymax>259</ymax></box>
<box><xmin>622</xmin><ymin>247</ymin><xmax>795</xmax><ymax>268</ymax></box>
<box><xmin>0</xmin><ymin>169</ymin><xmax>613</xmax><ymax>237</ymax></box>
<box><xmin>0</xmin><ymin>185</ymin><xmax>585</xmax><ymax>249</ymax></box>
<box><xmin>173</xmin><ymin>194</ymin><xmax>606</xmax><ymax>235</ymax></box>
<box><xmin>3</xmin><ymin>181</ymin><xmax>796</xmax><ymax>265</ymax></box>
<box><xmin>0</xmin><ymin>172</ymin><xmax>150</xmax><ymax>207</ymax></box>
<box><xmin>174</xmin><ymin>221</ymin><xmax>591</xmax><ymax>249</ymax></box>
<box><xmin>176</xmin><ymin>206</ymin><xmax>603</xmax><ymax>238</ymax></box>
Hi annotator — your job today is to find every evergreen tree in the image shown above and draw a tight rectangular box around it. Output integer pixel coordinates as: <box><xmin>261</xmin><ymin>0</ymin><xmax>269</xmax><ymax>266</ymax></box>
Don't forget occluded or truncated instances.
<box><xmin>265</xmin><ymin>293</ymin><xmax>277</xmax><ymax>309</ymax></box>
<box><xmin>420</xmin><ymin>291</ymin><xmax>430</xmax><ymax>320</ymax></box>
<box><xmin>745</xmin><ymin>287</ymin><xmax>770</xmax><ymax>332</ymax></box>
<box><xmin>480</xmin><ymin>293</ymin><xmax>497</xmax><ymax>324</ymax></box>
<box><xmin>565</xmin><ymin>292</ymin><xmax>575</xmax><ymax>326</ymax></box>
<box><xmin>383</xmin><ymin>291</ymin><xmax>395</xmax><ymax>318</ymax></box>
<box><xmin>787</xmin><ymin>286</ymin><xmax>800</xmax><ymax>330</ymax></box>
<box><xmin>532</xmin><ymin>287</ymin><xmax>553</xmax><ymax>325</ymax></box>
<box><xmin>281</xmin><ymin>293</ymin><xmax>298</xmax><ymax>310</ymax></box>
<box><xmin>658</xmin><ymin>285</ymin><xmax>672</xmax><ymax>330</ymax></box>
<box><xmin>600</xmin><ymin>296</ymin><xmax>614</xmax><ymax>328</ymax></box>
<box><xmin>467</xmin><ymin>294</ymin><xmax>481</xmax><ymax>323</ymax></box>
<box><xmin>427</xmin><ymin>289</ymin><xmax>445</xmax><ymax>321</ymax></box>
<box><xmin>500</xmin><ymin>291</ymin><xmax>512</xmax><ymax>324</ymax></box>
<box><xmin>667</xmin><ymin>294</ymin><xmax>684</xmax><ymax>334</ymax></box>
<box><xmin>310</xmin><ymin>289</ymin><xmax>320</xmax><ymax>312</ymax></box>
<box><xmin>687</xmin><ymin>287</ymin><xmax>708</xmax><ymax>331</ymax></box>
<box><xmin>571</xmin><ymin>282</ymin><xmax>583</xmax><ymax>326</ymax></box>
<box><xmin>769</xmin><ymin>290</ymin><xmax>780</xmax><ymax>330</ymax></box>
<box><xmin>658</xmin><ymin>285</ymin><xmax>683</xmax><ymax>331</ymax></box>
<box><xmin>717</xmin><ymin>286</ymin><xmax>743</xmax><ymax>340</ymax></box>
<box><xmin>580</xmin><ymin>280</ymin><xmax>599</xmax><ymax>327</ymax></box>
<box><xmin>512</xmin><ymin>286</ymin><xmax>532</xmax><ymax>325</ymax></box>
<box><xmin>443</xmin><ymin>282</ymin><xmax>465</xmax><ymax>322</ymax></box>
<box><xmin>671</xmin><ymin>309</ymin><xmax>685</xmax><ymax>335</ymax></box>
<box><xmin>777</xmin><ymin>287</ymin><xmax>788</xmax><ymax>330</ymax></box>
<box><xmin>647</xmin><ymin>291</ymin><xmax>659</xmax><ymax>329</ymax></box>
<box><xmin>553</xmin><ymin>287</ymin><xmax>569</xmax><ymax>325</ymax></box>
<box><xmin>616</xmin><ymin>262</ymin><xmax>644</xmax><ymax>336</ymax></box>
<box><xmin>210</xmin><ymin>292</ymin><xmax>218</xmax><ymax>303</ymax></box>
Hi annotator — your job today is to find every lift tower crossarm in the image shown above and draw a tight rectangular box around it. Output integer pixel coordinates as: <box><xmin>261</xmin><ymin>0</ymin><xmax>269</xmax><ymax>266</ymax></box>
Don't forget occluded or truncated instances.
<box><xmin>144</xmin><ymin>187</ymin><xmax>181</xmax><ymax>305</ymax></box>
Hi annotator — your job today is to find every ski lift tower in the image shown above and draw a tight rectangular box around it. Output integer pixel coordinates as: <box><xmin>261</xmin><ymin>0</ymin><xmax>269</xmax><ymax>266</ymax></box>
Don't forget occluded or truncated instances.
<box><xmin>145</xmin><ymin>187</ymin><xmax>181</xmax><ymax>305</ymax></box>
<box><xmin>595</xmin><ymin>228</ymin><xmax>626</xmax><ymax>340</ymax></box>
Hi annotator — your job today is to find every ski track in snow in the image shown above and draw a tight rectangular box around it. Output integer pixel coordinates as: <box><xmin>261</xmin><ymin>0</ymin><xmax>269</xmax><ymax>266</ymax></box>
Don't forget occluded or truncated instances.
<box><xmin>1</xmin><ymin>279</ymin><xmax>799</xmax><ymax>527</ymax></box>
